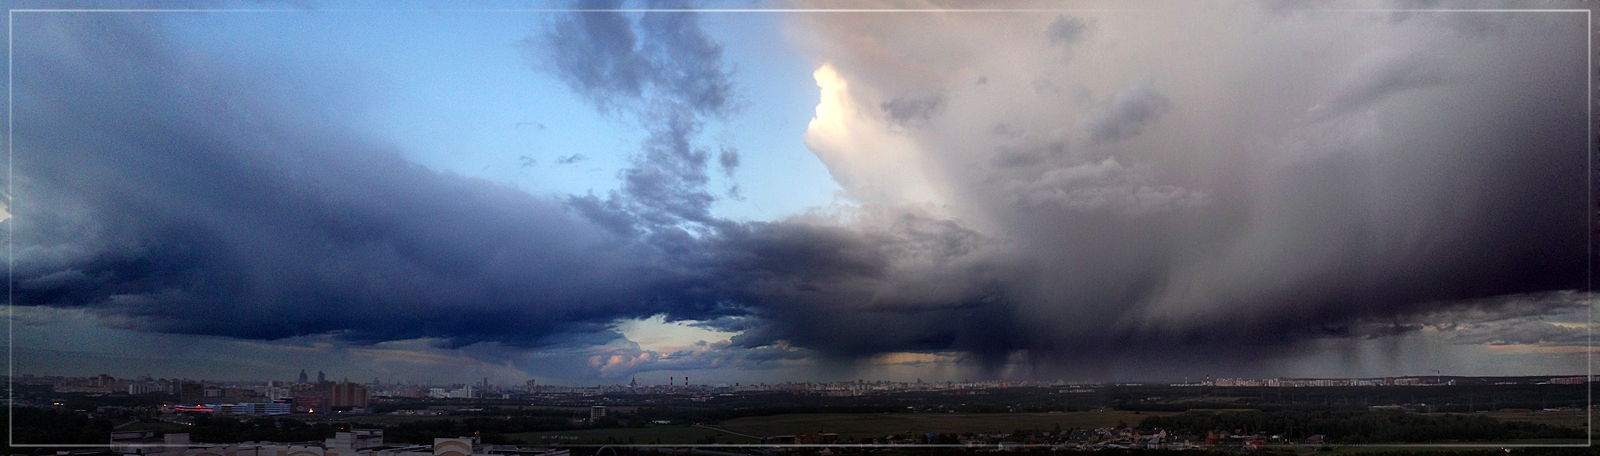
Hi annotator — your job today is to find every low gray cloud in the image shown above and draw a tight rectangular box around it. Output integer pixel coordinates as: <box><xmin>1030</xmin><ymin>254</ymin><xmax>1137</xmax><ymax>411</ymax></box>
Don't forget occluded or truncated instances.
<box><xmin>1078</xmin><ymin>74</ymin><xmax>1169</xmax><ymax>145</ymax></box>
<box><xmin>1046</xmin><ymin>15</ymin><xmax>1087</xmax><ymax>46</ymax></box>
<box><xmin>1305</xmin><ymin>48</ymin><xmax>1449</xmax><ymax>121</ymax></box>
<box><xmin>529</xmin><ymin>0</ymin><xmax>739</xmax><ymax>233</ymax></box>
<box><xmin>880</xmin><ymin>94</ymin><xmax>946</xmax><ymax>127</ymax></box>
<box><xmin>528</xmin><ymin>0</ymin><xmax>652</xmax><ymax>114</ymax></box>
<box><xmin>1008</xmin><ymin>157</ymin><xmax>1208</xmax><ymax>214</ymax></box>
<box><xmin>717</xmin><ymin>145</ymin><xmax>740</xmax><ymax>178</ymax></box>
<box><xmin>1295</xmin><ymin>291</ymin><xmax>1590</xmax><ymax>352</ymax></box>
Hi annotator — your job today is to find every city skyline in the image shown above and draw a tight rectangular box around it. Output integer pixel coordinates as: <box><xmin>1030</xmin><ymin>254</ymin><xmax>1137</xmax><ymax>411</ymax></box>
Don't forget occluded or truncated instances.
<box><xmin>10</xmin><ymin>0</ymin><xmax>1593</xmax><ymax>385</ymax></box>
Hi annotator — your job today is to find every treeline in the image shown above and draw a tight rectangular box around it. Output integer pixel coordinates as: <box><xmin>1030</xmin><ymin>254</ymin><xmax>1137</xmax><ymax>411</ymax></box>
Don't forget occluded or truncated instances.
<box><xmin>5</xmin><ymin>406</ymin><xmax>115</xmax><ymax>446</ymax></box>
<box><xmin>384</xmin><ymin>416</ymin><xmax>582</xmax><ymax>444</ymax></box>
<box><xmin>676</xmin><ymin>404</ymin><xmax>904</xmax><ymax>423</ymax></box>
<box><xmin>1138</xmin><ymin>409</ymin><xmax>1584</xmax><ymax>443</ymax></box>
<box><xmin>376</xmin><ymin>404</ymin><xmax>910</xmax><ymax>443</ymax></box>
<box><xmin>188</xmin><ymin>415</ymin><xmax>347</xmax><ymax>443</ymax></box>
<box><xmin>1107</xmin><ymin>384</ymin><xmax>1587</xmax><ymax>412</ymax></box>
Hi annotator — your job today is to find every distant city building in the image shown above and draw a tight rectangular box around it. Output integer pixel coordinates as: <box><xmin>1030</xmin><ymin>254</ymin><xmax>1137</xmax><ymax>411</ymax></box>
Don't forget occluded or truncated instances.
<box><xmin>590</xmin><ymin>406</ymin><xmax>606</xmax><ymax>420</ymax></box>
<box><xmin>332</xmin><ymin>382</ymin><xmax>369</xmax><ymax>408</ymax></box>
<box><xmin>228</xmin><ymin>401</ymin><xmax>291</xmax><ymax>416</ymax></box>
<box><xmin>299</xmin><ymin>369</ymin><xmax>310</xmax><ymax>384</ymax></box>
<box><xmin>294</xmin><ymin>396</ymin><xmax>327</xmax><ymax>413</ymax></box>
<box><xmin>109</xmin><ymin>428</ymin><xmax>556</xmax><ymax>456</ymax></box>
<box><xmin>180</xmin><ymin>382</ymin><xmax>207</xmax><ymax>404</ymax></box>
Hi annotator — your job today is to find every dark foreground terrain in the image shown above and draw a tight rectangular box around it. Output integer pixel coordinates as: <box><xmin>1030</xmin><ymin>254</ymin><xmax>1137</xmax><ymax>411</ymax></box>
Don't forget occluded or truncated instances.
<box><xmin>8</xmin><ymin>381</ymin><xmax>1591</xmax><ymax>454</ymax></box>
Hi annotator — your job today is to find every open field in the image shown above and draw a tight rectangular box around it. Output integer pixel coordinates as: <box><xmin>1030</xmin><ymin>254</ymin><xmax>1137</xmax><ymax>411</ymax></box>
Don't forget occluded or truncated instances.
<box><xmin>503</xmin><ymin>411</ymin><xmax>1169</xmax><ymax>444</ymax></box>
<box><xmin>1478</xmin><ymin>410</ymin><xmax>1588</xmax><ymax>430</ymax></box>
<box><xmin>714</xmin><ymin>411</ymin><xmax>1173</xmax><ymax>440</ymax></box>
<box><xmin>114</xmin><ymin>421</ymin><xmax>193</xmax><ymax>433</ymax></box>
<box><xmin>1302</xmin><ymin>441</ymin><xmax>1590</xmax><ymax>456</ymax></box>
<box><xmin>299</xmin><ymin>415</ymin><xmax>452</xmax><ymax>426</ymax></box>
<box><xmin>505</xmin><ymin>426</ymin><xmax>757</xmax><ymax>445</ymax></box>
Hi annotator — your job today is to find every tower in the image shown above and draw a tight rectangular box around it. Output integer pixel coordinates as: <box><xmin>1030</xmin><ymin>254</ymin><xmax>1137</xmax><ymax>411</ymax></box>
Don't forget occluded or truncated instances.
<box><xmin>318</xmin><ymin>371</ymin><xmax>326</xmax><ymax>383</ymax></box>
<box><xmin>298</xmin><ymin>370</ymin><xmax>309</xmax><ymax>384</ymax></box>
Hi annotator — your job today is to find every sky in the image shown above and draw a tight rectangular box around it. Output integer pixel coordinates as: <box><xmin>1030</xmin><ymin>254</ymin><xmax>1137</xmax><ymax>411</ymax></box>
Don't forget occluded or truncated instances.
<box><xmin>7</xmin><ymin>0</ymin><xmax>1594</xmax><ymax>386</ymax></box>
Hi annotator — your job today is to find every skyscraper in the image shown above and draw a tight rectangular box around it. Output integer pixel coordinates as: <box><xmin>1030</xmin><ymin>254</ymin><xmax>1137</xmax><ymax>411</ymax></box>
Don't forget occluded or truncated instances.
<box><xmin>317</xmin><ymin>371</ymin><xmax>326</xmax><ymax>383</ymax></box>
<box><xmin>298</xmin><ymin>370</ymin><xmax>309</xmax><ymax>384</ymax></box>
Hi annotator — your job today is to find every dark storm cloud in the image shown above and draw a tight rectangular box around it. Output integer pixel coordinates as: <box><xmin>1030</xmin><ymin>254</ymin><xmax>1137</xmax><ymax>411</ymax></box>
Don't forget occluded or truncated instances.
<box><xmin>10</xmin><ymin>13</ymin><xmax>709</xmax><ymax>348</ymax></box>
<box><xmin>19</xmin><ymin>4</ymin><xmax>1001</xmax><ymax>373</ymax></box>
<box><xmin>1333</xmin><ymin>291</ymin><xmax>1589</xmax><ymax>344</ymax></box>
<box><xmin>521</xmin><ymin>3</ymin><xmax>1027</xmax><ymax>372</ymax></box>
<box><xmin>788</xmin><ymin>5</ymin><xmax>1590</xmax><ymax>379</ymax></box>
<box><xmin>20</xmin><ymin>3</ymin><xmax>1594</xmax><ymax>382</ymax></box>
<box><xmin>695</xmin><ymin>215</ymin><xmax>1028</xmax><ymax>369</ymax></box>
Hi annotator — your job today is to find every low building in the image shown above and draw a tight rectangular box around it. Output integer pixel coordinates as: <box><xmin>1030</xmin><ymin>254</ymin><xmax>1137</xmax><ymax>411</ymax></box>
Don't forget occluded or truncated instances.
<box><xmin>111</xmin><ymin>431</ymin><xmax>190</xmax><ymax>456</ymax></box>
<box><xmin>228</xmin><ymin>401</ymin><xmax>291</xmax><ymax>416</ymax></box>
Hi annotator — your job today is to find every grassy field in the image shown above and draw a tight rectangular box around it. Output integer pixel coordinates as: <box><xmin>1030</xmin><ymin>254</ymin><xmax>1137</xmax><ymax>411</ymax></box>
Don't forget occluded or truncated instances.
<box><xmin>502</xmin><ymin>411</ymin><xmax>1167</xmax><ymax>444</ymax></box>
<box><xmin>115</xmin><ymin>421</ymin><xmax>194</xmax><ymax>433</ymax></box>
<box><xmin>1478</xmin><ymin>410</ymin><xmax>1588</xmax><ymax>429</ymax></box>
<box><xmin>300</xmin><ymin>414</ymin><xmax>452</xmax><ymax>426</ymax></box>
<box><xmin>505</xmin><ymin>426</ymin><xmax>757</xmax><ymax>445</ymax></box>
<box><xmin>714</xmin><ymin>410</ymin><xmax>1172</xmax><ymax>440</ymax></box>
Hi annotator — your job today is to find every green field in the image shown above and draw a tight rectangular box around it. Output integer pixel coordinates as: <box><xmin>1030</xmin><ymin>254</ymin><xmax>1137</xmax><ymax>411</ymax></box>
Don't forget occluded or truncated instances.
<box><xmin>1478</xmin><ymin>410</ymin><xmax>1588</xmax><ymax>430</ymax></box>
<box><xmin>115</xmin><ymin>421</ymin><xmax>194</xmax><ymax>433</ymax></box>
<box><xmin>714</xmin><ymin>410</ymin><xmax>1168</xmax><ymax>440</ymax></box>
<box><xmin>504</xmin><ymin>411</ymin><xmax>1166</xmax><ymax>444</ymax></box>
<box><xmin>506</xmin><ymin>426</ymin><xmax>757</xmax><ymax>445</ymax></box>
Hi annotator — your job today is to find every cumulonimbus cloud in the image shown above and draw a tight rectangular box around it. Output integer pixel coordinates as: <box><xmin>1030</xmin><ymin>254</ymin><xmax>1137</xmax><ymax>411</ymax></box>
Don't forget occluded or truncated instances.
<box><xmin>13</xmin><ymin>1</ymin><xmax>1592</xmax><ymax>381</ymax></box>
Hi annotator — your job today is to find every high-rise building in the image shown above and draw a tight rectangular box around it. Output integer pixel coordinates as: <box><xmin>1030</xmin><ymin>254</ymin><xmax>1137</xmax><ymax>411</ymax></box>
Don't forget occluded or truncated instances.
<box><xmin>179</xmin><ymin>382</ymin><xmax>206</xmax><ymax>404</ymax></box>
<box><xmin>298</xmin><ymin>369</ymin><xmax>309</xmax><ymax>384</ymax></box>
<box><xmin>331</xmin><ymin>382</ymin><xmax>369</xmax><ymax>408</ymax></box>
<box><xmin>317</xmin><ymin>371</ymin><xmax>326</xmax><ymax>383</ymax></box>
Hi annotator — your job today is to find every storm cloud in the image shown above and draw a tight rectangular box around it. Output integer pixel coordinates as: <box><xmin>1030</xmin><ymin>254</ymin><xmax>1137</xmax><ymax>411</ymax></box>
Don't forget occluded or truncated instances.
<box><xmin>784</xmin><ymin>1</ymin><xmax>1588</xmax><ymax>377</ymax></box>
<box><xmin>13</xmin><ymin>13</ymin><xmax>681</xmax><ymax>348</ymax></box>
<box><xmin>13</xmin><ymin>1</ymin><xmax>1593</xmax><ymax>382</ymax></box>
